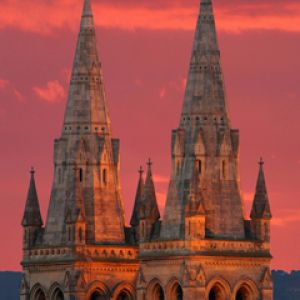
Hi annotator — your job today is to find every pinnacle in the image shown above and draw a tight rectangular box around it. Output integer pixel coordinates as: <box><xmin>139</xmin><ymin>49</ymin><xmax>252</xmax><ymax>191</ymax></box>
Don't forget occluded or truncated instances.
<box><xmin>22</xmin><ymin>168</ymin><xmax>43</xmax><ymax>227</ymax></box>
<box><xmin>140</xmin><ymin>159</ymin><xmax>160</xmax><ymax>222</ymax></box>
<box><xmin>130</xmin><ymin>167</ymin><xmax>145</xmax><ymax>227</ymax></box>
<box><xmin>250</xmin><ymin>158</ymin><xmax>272</xmax><ymax>219</ymax></box>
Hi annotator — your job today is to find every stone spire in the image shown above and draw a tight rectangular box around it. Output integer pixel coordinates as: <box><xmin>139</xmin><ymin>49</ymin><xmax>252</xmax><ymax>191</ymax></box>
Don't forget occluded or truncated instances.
<box><xmin>251</xmin><ymin>159</ymin><xmax>272</xmax><ymax>220</ymax></box>
<box><xmin>161</xmin><ymin>0</ymin><xmax>245</xmax><ymax>240</ymax></box>
<box><xmin>22</xmin><ymin>168</ymin><xmax>43</xmax><ymax>227</ymax></box>
<box><xmin>130</xmin><ymin>167</ymin><xmax>145</xmax><ymax>227</ymax></box>
<box><xmin>65</xmin><ymin>168</ymin><xmax>86</xmax><ymax>224</ymax></box>
<box><xmin>43</xmin><ymin>0</ymin><xmax>125</xmax><ymax>245</ymax></box>
<box><xmin>181</xmin><ymin>0</ymin><xmax>229</xmax><ymax>123</ymax></box>
<box><xmin>63</xmin><ymin>0</ymin><xmax>111</xmax><ymax>135</ymax></box>
<box><xmin>140</xmin><ymin>160</ymin><xmax>160</xmax><ymax>222</ymax></box>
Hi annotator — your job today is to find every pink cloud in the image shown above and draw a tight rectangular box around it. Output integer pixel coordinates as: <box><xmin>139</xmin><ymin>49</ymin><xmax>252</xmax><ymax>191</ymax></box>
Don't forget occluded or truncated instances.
<box><xmin>272</xmin><ymin>209</ymin><xmax>300</xmax><ymax>227</ymax></box>
<box><xmin>153</xmin><ymin>175</ymin><xmax>169</xmax><ymax>184</ymax></box>
<box><xmin>0</xmin><ymin>78</ymin><xmax>9</xmax><ymax>90</ymax></box>
<box><xmin>33</xmin><ymin>80</ymin><xmax>65</xmax><ymax>103</ymax></box>
<box><xmin>13</xmin><ymin>89</ymin><xmax>25</xmax><ymax>102</ymax></box>
<box><xmin>1</xmin><ymin>0</ymin><xmax>300</xmax><ymax>34</ymax></box>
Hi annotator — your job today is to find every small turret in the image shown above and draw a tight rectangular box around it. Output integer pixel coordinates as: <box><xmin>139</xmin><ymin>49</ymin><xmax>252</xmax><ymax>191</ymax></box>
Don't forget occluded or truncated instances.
<box><xmin>130</xmin><ymin>166</ymin><xmax>145</xmax><ymax>242</ymax></box>
<box><xmin>185</xmin><ymin>165</ymin><xmax>206</xmax><ymax>240</ymax></box>
<box><xmin>65</xmin><ymin>167</ymin><xmax>86</xmax><ymax>245</ymax></box>
<box><xmin>250</xmin><ymin>158</ymin><xmax>272</xmax><ymax>242</ymax></box>
<box><xmin>139</xmin><ymin>159</ymin><xmax>160</xmax><ymax>243</ymax></box>
<box><xmin>22</xmin><ymin>168</ymin><xmax>43</xmax><ymax>249</ymax></box>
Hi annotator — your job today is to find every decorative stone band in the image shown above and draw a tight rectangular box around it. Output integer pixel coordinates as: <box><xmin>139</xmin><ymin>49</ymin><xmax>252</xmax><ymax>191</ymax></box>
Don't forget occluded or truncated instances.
<box><xmin>139</xmin><ymin>239</ymin><xmax>271</xmax><ymax>257</ymax></box>
<box><xmin>22</xmin><ymin>245</ymin><xmax>139</xmax><ymax>264</ymax></box>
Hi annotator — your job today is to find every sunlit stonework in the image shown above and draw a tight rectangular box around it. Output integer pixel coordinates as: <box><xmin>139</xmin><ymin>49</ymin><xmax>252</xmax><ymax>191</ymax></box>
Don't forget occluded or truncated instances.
<box><xmin>20</xmin><ymin>0</ymin><xmax>273</xmax><ymax>299</ymax></box>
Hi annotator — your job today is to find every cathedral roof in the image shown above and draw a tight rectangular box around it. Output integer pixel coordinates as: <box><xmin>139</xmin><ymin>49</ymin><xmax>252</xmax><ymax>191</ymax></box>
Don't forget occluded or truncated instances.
<box><xmin>22</xmin><ymin>168</ymin><xmax>43</xmax><ymax>227</ymax></box>
<box><xmin>63</xmin><ymin>0</ymin><xmax>111</xmax><ymax>135</ymax></box>
<box><xmin>250</xmin><ymin>159</ymin><xmax>272</xmax><ymax>220</ymax></box>
<box><xmin>130</xmin><ymin>167</ymin><xmax>145</xmax><ymax>227</ymax></box>
<box><xmin>140</xmin><ymin>160</ymin><xmax>160</xmax><ymax>222</ymax></box>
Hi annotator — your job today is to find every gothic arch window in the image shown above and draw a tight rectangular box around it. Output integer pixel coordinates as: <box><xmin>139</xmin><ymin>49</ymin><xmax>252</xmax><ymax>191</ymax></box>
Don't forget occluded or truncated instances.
<box><xmin>153</xmin><ymin>283</ymin><xmax>165</xmax><ymax>300</ymax></box>
<box><xmin>32</xmin><ymin>288</ymin><xmax>46</xmax><ymax>300</ymax></box>
<box><xmin>116</xmin><ymin>290</ymin><xmax>133</xmax><ymax>300</ymax></box>
<box><xmin>90</xmin><ymin>290</ymin><xmax>106</xmax><ymax>300</ymax></box>
<box><xmin>103</xmin><ymin>169</ymin><xmax>107</xmax><ymax>185</ymax></box>
<box><xmin>169</xmin><ymin>282</ymin><xmax>183</xmax><ymax>300</ymax></box>
<box><xmin>79</xmin><ymin>168</ymin><xmax>83</xmax><ymax>182</ymax></box>
<box><xmin>235</xmin><ymin>287</ymin><xmax>251</xmax><ymax>300</ymax></box>
<box><xmin>52</xmin><ymin>288</ymin><xmax>64</xmax><ymax>300</ymax></box>
<box><xmin>68</xmin><ymin>227</ymin><xmax>71</xmax><ymax>242</ymax></box>
<box><xmin>58</xmin><ymin>168</ymin><xmax>62</xmax><ymax>184</ymax></box>
<box><xmin>209</xmin><ymin>284</ymin><xmax>226</xmax><ymax>300</ymax></box>
<box><xmin>222</xmin><ymin>160</ymin><xmax>226</xmax><ymax>179</ymax></box>
<box><xmin>79</xmin><ymin>227</ymin><xmax>83</xmax><ymax>242</ymax></box>
<box><xmin>197</xmin><ymin>160</ymin><xmax>202</xmax><ymax>174</ymax></box>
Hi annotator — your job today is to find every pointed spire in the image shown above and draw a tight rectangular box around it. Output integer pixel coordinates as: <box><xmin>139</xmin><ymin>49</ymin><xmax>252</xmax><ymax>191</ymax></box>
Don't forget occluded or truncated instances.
<box><xmin>22</xmin><ymin>168</ymin><xmax>43</xmax><ymax>227</ymax></box>
<box><xmin>65</xmin><ymin>167</ymin><xmax>86</xmax><ymax>224</ymax></box>
<box><xmin>140</xmin><ymin>159</ymin><xmax>160</xmax><ymax>221</ymax></box>
<box><xmin>63</xmin><ymin>0</ymin><xmax>111</xmax><ymax>135</ymax></box>
<box><xmin>181</xmin><ymin>0</ymin><xmax>228</xmax><ymax>122</ymax></box>
<box><xmin>250</xmin><ymin>158</ymin><xmax>272</xmax><ymax>219</ymax></box>
<box><xmin>130</xmin><ymin>166</ymin><xmax>145</xmax><ymax>227</ymax></box>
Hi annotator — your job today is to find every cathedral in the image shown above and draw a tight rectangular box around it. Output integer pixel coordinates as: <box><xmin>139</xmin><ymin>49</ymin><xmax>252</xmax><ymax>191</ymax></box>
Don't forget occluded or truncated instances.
<box><xmin>20</xmin><ymin>0</ymin><xmax>273</xmax><ymax>299</ymax></box>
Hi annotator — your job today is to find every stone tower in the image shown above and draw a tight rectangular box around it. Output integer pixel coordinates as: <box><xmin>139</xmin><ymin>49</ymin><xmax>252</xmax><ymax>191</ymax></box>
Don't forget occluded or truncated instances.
<box><xmin>21</xmin><ymin>0</ymin><xmax>273</xmax><ymax>299</ymax></box>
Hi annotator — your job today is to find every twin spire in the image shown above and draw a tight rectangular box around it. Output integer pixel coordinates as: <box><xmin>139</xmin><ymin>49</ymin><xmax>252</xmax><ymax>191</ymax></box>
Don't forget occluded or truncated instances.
<box><xmin>63</xmin><ymin>0</ymin><xmax>111</xmax><ymax>135</ymax></box>
<box><xmin>130</xmin><ymin>160</ymin><xmax>160</xmax><ymax>229</ymax></box>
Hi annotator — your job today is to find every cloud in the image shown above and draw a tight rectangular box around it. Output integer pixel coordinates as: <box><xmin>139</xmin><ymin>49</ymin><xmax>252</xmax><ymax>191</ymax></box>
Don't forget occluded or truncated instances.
<box><xmin>33</xmin><ymin>80</ymin><xmax>65</xmax><ymax>103</ymax></box>
<box><xmin>13</xmin><ymin>89</ymin><xmax>25</xmax><ymax>102</ymax></box>
<box><xmin>0</xmin><ymin>79</ymin><xmax>9</xmax><ymax>90</ymax></box>
<box><xmin>243</xmin><ymin>192</ymin><xmax>254</xmax><ymax>203</ymax></box>
<box><xmin>272</xmin><ymin>209</ymin><xmax>300</xmax><ymax>227</ymax></box>
<box><xmin>153</xmin><ymin>175</ymin><xmax>169</xmax><ymax>184</ymax></box>
<box><xmin>159</xmin><ymin>87</ymin><xmax>166</xmax><ymax>99</ymax></box>
<box><xmin>1</xmin><ymin>0</ymin><xmax>300</xmax><ymax>34</ymax></box>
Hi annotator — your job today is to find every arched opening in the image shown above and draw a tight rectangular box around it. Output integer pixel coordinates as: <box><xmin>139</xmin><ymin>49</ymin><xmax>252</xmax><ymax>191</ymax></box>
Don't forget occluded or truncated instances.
<box><xmin>33</xmin><ymin>289</ymin><xmax>46</xmax><ymax>300</ymax></box>
<box><xmin>79</xmin><ymin>227</ymin><xmax>83</xmax><ymax>241</ymax></box>
<box><xmin>90</xmin><ymin>290</ymin><xmax>106</xmax><ymax>300</ymax></box>
<box><xmin>169</xmin><ymin>283</ymin><xmax>183</xmax><ymax>300</ymax></box>
<box><xmin>79</xmin><ymin>168</ymin><xmax>83</xmax><ymax>182</ymax></box>
<box><xmin>153</xmin><ymin>284</ymin><xmax>164</xmax><ymax>300</ymax></box>
<box><xmin>52</xmin><ymin>288</ymin><xmax>64</xmax><ymax>300</ymax></box>
<box><xmin>116</xmin><ymin>290</ymin><xmax>133</xmax><ymax>300</ymax></box>
<box><xmin>236</xmin><ymin>286</ymin><xmax>252</xmax><ymax>300</ymax></box>
<box><xmin>209</xmin><ymin>284</ymin><xmax>225</xmax><ymax>300</ymax></box>
<box><xmin>103</xmin><ymin>169</ymin><xmax>107</xmax><ymax>185</ymax></box>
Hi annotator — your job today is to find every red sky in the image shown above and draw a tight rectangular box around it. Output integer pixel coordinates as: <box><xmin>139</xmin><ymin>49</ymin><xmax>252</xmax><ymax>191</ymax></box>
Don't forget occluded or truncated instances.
<box><xmin>0</xmin><ymin>0</ymin><xmax>300</xmax><ymax>271</ymax></box>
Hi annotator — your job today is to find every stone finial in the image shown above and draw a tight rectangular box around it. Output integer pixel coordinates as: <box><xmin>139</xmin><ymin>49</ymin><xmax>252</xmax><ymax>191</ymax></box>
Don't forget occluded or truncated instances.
<box><xmin>22</xmin><ymin>167</ymin><xmax>43</xmax><ymax>227</ymax></box>
<box><xmin>130</xmin><ymin>166</ymin><xmax>145</xmax><ymax>227</ymax></box>
<box><xmin>140</xmin><ymin>159</ymin><xmax>160</xmax><ymax>222</ymax></box>
<box><xmin>250</xmin><ymin>158</ymin><xmax>272</xmax><ymax>219</ymax></box>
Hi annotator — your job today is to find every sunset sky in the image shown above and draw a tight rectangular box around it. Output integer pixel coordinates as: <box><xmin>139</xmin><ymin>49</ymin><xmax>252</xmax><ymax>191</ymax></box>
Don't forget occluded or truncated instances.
<box><xmin>0</xmin><ymin>0</ymin><xmax>300</xmax><ymax>271</ymax></box>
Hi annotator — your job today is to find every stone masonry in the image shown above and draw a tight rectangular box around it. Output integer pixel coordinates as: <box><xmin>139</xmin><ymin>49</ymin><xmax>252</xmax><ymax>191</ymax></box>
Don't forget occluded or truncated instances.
<box><xmin>20</xmin><ymin>0</ymin><xmax>273</xmax><ymax>299</ymax></box>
